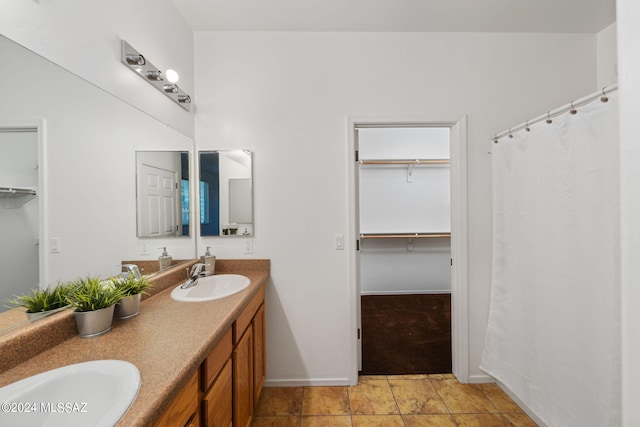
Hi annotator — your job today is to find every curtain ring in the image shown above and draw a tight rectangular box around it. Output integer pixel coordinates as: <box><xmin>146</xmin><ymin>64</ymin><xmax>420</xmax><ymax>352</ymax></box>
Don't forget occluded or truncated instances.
<box><xmin>600</xmin><ymin>87</ymin><xmax>609</xmax><ymax>103</ymax></box>
<box><xmin>508</xmin><ymin>128</ymin><xmax>514</xmax><ymax>139</ymax></box>
<box><xmin>546</xmin><ymin>112</ymin><xmax>553</xmax><ymax>124</ymax></box>
<box><xmin>525</xmin><ymin>121</ymin><xmax>531</xmax><ymax>132</ymax></box>
<box><xmin>570</xmin><ymin>101</ymin><xmax>577</xmax><ymax>115</ymax></box>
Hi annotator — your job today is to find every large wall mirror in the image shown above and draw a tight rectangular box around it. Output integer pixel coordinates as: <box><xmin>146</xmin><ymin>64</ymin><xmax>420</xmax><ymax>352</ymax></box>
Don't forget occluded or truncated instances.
<box><xmin>0</xmin><ymin>35</ymin><xmax>195</xmax><ymax>331</ymax></box>
<box><xmin>199</xmin><ymin>150</ymin><xmax>253</xmax><ymax>236</ymax></box>
<box><xmin>136</xmin><ymin>151</ymin><xmax>190</xmax><ymax>238</ymax></box>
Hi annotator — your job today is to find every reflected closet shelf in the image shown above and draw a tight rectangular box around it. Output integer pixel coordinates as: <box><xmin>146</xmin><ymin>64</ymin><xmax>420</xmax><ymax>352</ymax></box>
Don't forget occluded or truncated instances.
<box><xmin>359</xmin><ymin>232</ymin><xmax>451</xmax><ymax>239</ymax></box>
<box><xmin>0</xmin><ymin>187</ymin><xmax>37</xmax><ymax>208</ymax></box>
<box><xmin>359</xmin><ymin>159</ymin><xmax>450</xmax><ymax>165</ymax></box>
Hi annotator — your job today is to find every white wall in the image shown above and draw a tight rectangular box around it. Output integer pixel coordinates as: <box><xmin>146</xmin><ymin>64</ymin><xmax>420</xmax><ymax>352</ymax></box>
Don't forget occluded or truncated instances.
<box><xmin>194</xmin><ymin>31</ymin><xmax>597</xmax><ymax>384</ymax></box>
<box><xmin>0</xmin><ymin>36</ymin><xmax>194</xmax><ymax>286</ymax></box>
<box><xmin>617</xmin><ymin>0</ymin><xmax>640</xmax><ymax>425</ymax></box>
<box><xmin>0</xmin><ymin>0</ymin><xmax>195</xmax><ymax>138</ymax></box>
<box><xmin>597</xmin><ymin>22</ymin><xmax>618</xmax><ymax>87</ymax></box>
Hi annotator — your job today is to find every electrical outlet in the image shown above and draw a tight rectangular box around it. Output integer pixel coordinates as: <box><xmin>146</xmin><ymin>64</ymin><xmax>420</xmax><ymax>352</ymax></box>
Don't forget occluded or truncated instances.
<box><xmin>141</xmin><ymin>241</ymin><xmax>149</xmax><ymax>255</ymax></box>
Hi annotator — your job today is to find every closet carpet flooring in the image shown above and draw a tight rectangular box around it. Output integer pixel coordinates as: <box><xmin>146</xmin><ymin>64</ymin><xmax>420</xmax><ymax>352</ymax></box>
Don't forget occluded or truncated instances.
<box><xmin>252</xmin><ymin>375</ymin><xmax>537</xmax><ymax>427</ymax></box>
<box><xmin>361</xmin><ymin>294</ymin><xmax>452</xmax><ymax>374</ymax></box>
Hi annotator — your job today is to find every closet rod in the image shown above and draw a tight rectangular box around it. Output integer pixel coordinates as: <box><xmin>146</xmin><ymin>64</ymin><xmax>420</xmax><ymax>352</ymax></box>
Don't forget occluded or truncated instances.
<box><xmin>493</xmin><ymin>83</ymin><xmax>618</xmax><ymax>142</ymax></box>
<box><xmin>0</xmin><ymin>187</ymin><xmax>36</xmax><ymax>195</ymax></box>
<box><xmin>359</xmin><ymin>159</ymin><xmax>450</xmax><ymax>165</ymax></box>
<box><xmin>360</xmin><ymin>232</ymin><xmax>451</xmax><ymax>239</ymax></box>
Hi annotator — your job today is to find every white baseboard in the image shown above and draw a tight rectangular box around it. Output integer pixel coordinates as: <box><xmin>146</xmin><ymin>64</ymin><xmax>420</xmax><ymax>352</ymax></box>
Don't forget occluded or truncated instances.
<box><xmin>266</xmin><ymin>374</ymin><xmax>495</xmax><ymax>387</ymax></box>
<box><xmin>467</xmin><ymin>373</ymin><xmax>495</xmax><ymax>384</ymax></box>
<box><xmin>264</xmin><ymin>378</ymin><xmax>351</xmax><ymax>387</ymax></box>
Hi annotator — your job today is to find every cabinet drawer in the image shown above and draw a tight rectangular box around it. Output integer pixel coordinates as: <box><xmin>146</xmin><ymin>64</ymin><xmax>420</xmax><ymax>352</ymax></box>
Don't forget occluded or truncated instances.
<box><xmin>202</xmin><ymin>328</ymin><xmax>232</xmax><ymax>392</ymax></box>
<box><xmin>201</xmin><ymin>359</ymin><xmax>232</xmax><ymax>427</ymax></box>
<box><xmin>234</xmin><ymin>285</ymin><xmax>265</xmax><ymax>344</ymax></box>
<box><xmin>154</xmin><ymin>370</ymin><xmax>199</xmax><ymax>427</ymax></box>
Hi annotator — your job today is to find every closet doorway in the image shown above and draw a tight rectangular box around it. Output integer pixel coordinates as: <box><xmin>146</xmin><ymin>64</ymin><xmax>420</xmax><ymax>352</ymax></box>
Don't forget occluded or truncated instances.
<box><xmin>348</xmin><ymin>119</ymin><xmax>469</xmax><ymax>381</ymax></box>
<box><xmin>0</xmin><ymin>126</ymin><xmax>40</xmax><ymax>310</ymax></box>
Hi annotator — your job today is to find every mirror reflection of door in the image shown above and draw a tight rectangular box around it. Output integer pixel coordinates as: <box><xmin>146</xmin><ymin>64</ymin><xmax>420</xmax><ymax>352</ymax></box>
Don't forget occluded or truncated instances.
<box><xmin>136</xmin><ymin>151</ymin><xmax>187</xmax><ymax>238</ymax></box>
<box><xmin>0</xmin><ymin>128</ymin><xmax>39</xmax><ymax>312</ymax></box>
<box><xmin>137</xmin><ymin>164</ymin><xmax>178</xmax><ymax>237</ymax></box>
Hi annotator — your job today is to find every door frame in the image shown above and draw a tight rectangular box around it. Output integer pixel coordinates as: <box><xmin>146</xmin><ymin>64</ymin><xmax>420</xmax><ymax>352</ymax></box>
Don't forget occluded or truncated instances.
<box><xmin>346</xmin><ymin>115</ymin><xmax>469</xmax><ymax>384</ymax></box>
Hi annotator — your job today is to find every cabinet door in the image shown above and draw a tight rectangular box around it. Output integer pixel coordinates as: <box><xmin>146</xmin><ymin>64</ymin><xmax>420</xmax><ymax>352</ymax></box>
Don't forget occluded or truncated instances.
<box><xmin>233</xmin><ymin>326</ymin><xmax>254</xmax><ymax>427</ymax></box>
<box><xmin>154</xmin><ymin>370</ymin><xmax>199</xmax><ymax>427</ymax></box>
<box><xmin>253</xmin><ymin>304</ymin><xmax>265</xmax><ymax>403</ymax></box>
<box><xmin>202</xmin><ymin>359</ymin><xmax>232</xmax><ymax>427</ymax></box>
<box><xmin>185</xmin><ymin>410</ymin><xmax>200</xmax><ymax>427</ymax></box>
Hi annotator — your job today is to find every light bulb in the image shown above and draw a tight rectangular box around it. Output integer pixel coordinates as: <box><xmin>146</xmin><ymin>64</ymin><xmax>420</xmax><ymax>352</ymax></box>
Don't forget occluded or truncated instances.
<box><xmin>166</xmin><ymin>69</ymin><xmax>179</xmax><ymax>83</ymax></box>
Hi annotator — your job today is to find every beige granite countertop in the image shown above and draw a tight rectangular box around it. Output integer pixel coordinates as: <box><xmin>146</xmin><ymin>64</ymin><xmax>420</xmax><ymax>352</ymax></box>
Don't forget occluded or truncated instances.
<box><xmin>0</xmin><ymin>259</ymin><xmax>270</xmax><ymax>427</ymax></box>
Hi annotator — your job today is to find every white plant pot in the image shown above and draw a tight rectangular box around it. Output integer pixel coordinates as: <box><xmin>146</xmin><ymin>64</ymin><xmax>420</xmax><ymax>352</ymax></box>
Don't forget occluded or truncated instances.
<box><xmin>74</xmin><ymin>305</ymin><xmax>115</xmax><ymax>338</ymax></box>
<box><xmin>114</xmin><ymin>293</ymin><xmax>142</xmax><ymax>320</ymax></box>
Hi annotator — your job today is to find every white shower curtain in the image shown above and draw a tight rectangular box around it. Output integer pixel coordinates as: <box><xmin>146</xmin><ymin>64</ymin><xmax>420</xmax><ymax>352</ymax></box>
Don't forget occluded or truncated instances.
<box><xmin>481</xmin><ymin>92</ymin><xmax>621</xmax><ymax>427</ymax></box>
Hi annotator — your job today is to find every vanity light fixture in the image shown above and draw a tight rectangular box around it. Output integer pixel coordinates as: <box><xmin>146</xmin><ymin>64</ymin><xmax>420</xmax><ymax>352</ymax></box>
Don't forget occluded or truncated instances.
<box><xmin>120</xmin><ymin>40</ymin><xmax>191</xmax><ymax>111</ymax></box>
<box><xmin>146</xmin><ymin>70</ymin><xmax>164</xmax><ymax>81</ymax></box>
<box><xmin>165</xmin><ymin>69</ymin><xmax>179</xmax><ymax>83</ymax></box>
<box><xmin>125</xmin><ymin>54</ymin><xmax>145</xmax><ymax>66</ymax></box>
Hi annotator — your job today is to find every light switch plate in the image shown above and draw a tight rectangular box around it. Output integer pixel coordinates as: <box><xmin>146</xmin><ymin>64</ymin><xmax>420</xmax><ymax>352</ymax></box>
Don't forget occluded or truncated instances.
<box><xmin>51</xmin><ymin>237</ymin><xmax>61</xmax><ymax>253</ymax></box>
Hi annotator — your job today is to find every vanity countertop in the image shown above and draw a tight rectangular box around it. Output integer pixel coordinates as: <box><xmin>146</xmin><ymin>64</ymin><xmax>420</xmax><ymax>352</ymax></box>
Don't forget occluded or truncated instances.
<box><xmin>0</xmin><ymin>259</ymin><xmax>270</xmax><ymax>427</ymax></box>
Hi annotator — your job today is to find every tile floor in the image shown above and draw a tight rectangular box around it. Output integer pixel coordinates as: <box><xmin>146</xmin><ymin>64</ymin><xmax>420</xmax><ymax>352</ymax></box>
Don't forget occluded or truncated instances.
<box><xmin>252</xmin><ymin>374</ymin><xmax>538</xmax><ymax>427</ymax></box>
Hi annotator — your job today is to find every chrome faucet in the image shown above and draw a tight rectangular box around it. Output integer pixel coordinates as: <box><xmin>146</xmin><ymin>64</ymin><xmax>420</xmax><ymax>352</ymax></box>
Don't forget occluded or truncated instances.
<box><xmin>121</xmin><ymin>264</ymin><xmax>142</xmax><ymax>279</ymax></box>
<box><xmin>180</xmin><ymin>263</ymin><xmax>210</xmax><ymax>289</ymax></box>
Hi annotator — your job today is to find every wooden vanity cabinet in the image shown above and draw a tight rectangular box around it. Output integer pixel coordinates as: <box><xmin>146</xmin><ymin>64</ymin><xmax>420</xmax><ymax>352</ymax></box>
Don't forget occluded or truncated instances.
<box><xmin>233</xmin><ymin>286</ymin><xmax>266</xmax><ymax>427</ymax></box>
<box><xmin>201</xmin><ymin>329</ymin><xmax>233</xmax><ymax>427</ymax></box>
<box><xmin>154</xmin><ymin>370</ymin><xmax>200</xmax><ymax>427</ymax></box>
<box><xmin>252</xmin><ymin>304</ymin><xmax>266</xmax><ymax>403</ymax></box>
<box><xmin>233</xmin><ymin>326</ymin><xmax>254</xmax><ymax>427</ymax></box>
<box><xmin>155</xmin><ymin>285</ymin><xmax>265</xmax><ymax>427</ymax></box>
<box><xmin>202</xmin><ymin>360</ymin><xmax>233</xmax><ymax>427</ymax></box>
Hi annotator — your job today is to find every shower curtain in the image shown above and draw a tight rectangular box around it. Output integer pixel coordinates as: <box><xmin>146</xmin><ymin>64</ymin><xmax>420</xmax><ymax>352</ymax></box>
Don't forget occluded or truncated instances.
<box><xmin>481</xmin><ymin>92</ymin><xmax>621</xmax><ymax>427</ymax></box>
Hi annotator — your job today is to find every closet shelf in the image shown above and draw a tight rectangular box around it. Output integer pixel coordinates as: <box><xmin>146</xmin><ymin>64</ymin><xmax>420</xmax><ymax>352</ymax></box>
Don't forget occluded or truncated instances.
<box><xmin>359</xmin><ymin>159</ymin><xmax>450</xmax><ymax>165</ymax></box>
<box><xmin>0</xmin><ymin>187</ymin><xmax>37</xmax><ymax>209</ymax></box>
<box><xmin>360</xmin><ymin>232</ymin><xmax>451</xmax><ymax>239</ymax></box>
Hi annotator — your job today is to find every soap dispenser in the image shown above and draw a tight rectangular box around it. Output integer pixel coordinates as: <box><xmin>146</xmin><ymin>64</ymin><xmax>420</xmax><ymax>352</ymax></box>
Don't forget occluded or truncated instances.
<box><xmin>158</xmin><ymin>247</ymin><xmax>172</xmax><ymax>271</ymax></box>
<box><xmin>202</xmin><ymin>246</ymin><xmax>216</xmax><ymax>275</ymax></box>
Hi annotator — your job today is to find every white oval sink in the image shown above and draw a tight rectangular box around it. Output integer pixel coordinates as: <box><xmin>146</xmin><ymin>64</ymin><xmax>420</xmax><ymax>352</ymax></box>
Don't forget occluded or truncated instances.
<box><xmin>171</xmin><ymin>274</ymin><xmax>251</xmax><ymax>302</ymax></box>
<box><xmin>0</xmin><ymin>359</ymin><xmax>140</xmax><ymax>427</ymax></box>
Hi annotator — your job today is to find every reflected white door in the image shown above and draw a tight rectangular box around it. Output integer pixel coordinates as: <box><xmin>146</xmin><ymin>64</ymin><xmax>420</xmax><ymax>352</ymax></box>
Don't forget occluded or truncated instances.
<box><xmin>137</xmin><ymin>164</ymin><xmax>178</xmax><ymax>237</ymax></box>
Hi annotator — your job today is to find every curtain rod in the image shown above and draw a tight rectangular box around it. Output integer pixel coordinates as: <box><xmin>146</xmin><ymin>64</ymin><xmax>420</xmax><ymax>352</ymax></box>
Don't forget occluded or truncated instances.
<box><xmin>493</xmin><ymin>83</ymin><xmax>618</xmax><ymax>143</ymax></box>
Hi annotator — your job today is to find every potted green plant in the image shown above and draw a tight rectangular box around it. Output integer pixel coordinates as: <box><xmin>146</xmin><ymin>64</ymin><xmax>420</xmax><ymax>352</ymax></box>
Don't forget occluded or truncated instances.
<box><xmin>6</xmin><ymin>282</ymin><xmax>75</xmax><ymax>321</ymax></box>
<box><xmin>111</xmin><ymin>273</ymin><xmax>152</xmax><ymax>319</ymax></box>
<box><xmin>66</xmin><ymin>277</ymin><xmax>126</xmax><ymax>338</ymax></box>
